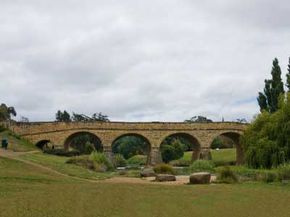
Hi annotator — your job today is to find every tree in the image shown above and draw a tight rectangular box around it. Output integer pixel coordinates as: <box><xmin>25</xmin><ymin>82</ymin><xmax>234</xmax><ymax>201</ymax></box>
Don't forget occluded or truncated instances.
<box><xmin>243</xmin><ymin>93</ymin><xmax>290</xmax><ymax>168</ymax></box>
<box><xmin>257</xmin><ymin>58</ymin><xmax>285</xmax><ymax>113</ymax></box>
<box><xmin>160</xmin><ymin>139</ymin><xmax>184</xmax><ymax>163</ymax></box>
<box><xmin>72</xmin><ymin>113</ymin><xmax>90</xmax><ymax>122</ymax></box>
<box><xmin>236</xmin><ymin>118</ymin><xmax>247</xmax><ymax>123</ymax></box>
<box><xmin>287</xmin><ymin>57</ymin><xmax>290</xmax><ymax>92</ymax></box>
<box><xmin>55</xmin><ymin>110</ymin><xmax>71</xmax><ymax>122</ymax></box>
<box><xmin>20</xmin><ymin>116</ymin><xmax>29</xmax><ymax>122</ymax></box>
<box><xmin>0</xmin><ymin>103</ymin><xmax>17</xmax><ymax>121</ymax></box>
<box><xmin>92</xmin><ymin>112</ymin><xmax>110</xmax><ymax>122</ymax></box>
<box><xmin>112</xmin><ymin>136</ymin><xmax>150</xmax><ymax>159</ymax></box>
<box><xmin>185</xmin><ymin>116</ymin><xmax>213</xmax><ymax>123</ymax></box>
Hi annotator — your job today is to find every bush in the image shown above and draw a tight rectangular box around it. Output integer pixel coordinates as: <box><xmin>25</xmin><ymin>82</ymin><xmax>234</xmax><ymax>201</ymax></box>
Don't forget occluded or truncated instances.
<box><xmin>189</xmin><ymin>160</ymin><xmax>215</xmax><ymax>173</ymax></box>
<box><xmin>126</xmin><ymin>155</ymin><xmax>147</xmax><ymax>166</ymax></box>
<box><xmin>169</xmin><ymin>159</ymin><xmax>191</xmax><ymax>167</ymax></box>
<box><xmin>0</xmin><ymin>125</ymin><xmax>6</xmax><ymax>133</ymax></box>
<box><xmin>43</xmin><ymin>149</ymin><xmax>80</xmax><ymax>157</ymax></box>
<box><xmin>66</xmin><ymin>156</ymin><xmax>108</xmax><ymax>172</ymax></box>
<box><xmin>84</xmin><ymin>142</ymin><xmax>96</xmax><ymax>154</ymax></box>
<box><xmin>277</xmin><ymin>164</ymin><xmax>290</xmax><ymax>181</ymax></box>
<box><xmin>161</xmin><ymin>139</ymin><xmax>184</xmax><ymax>163</ymax></box>
<box><xmin>66</xmin><ymin>156</ymin><xmax>96</xmax><ymax>170</ymax></box>
<box><xmin>217</xmin><ymin>167</ymin><xmax>238</xmax><ymax>183</ymax></box>
<box><xmin>256</xmin><ymin>171</ymin><xmax>277</xmax><ymax>183</ymax></box>
<box><xmin>113</xmin><ymin>154</ymin><xmax>127</xmax><ymax>167</ymax></box>
<box><xmin>89</xmin><ymin>151</ymin><xmax>113</xmax><ymax>171</ymax></box>
<box><xmin>153</xmin><ymin>163</ymin><xmax>174</xmax><ymax>175</ymax></box>
<box><xmin>227</xmin><ymin>166</ymin><xmax>258</xmax><ymax>180</ymax></box>
<box><xmin>213</xmin><ymin>160</ymin><xmax>236</xmax><ymax>167</ymax></box>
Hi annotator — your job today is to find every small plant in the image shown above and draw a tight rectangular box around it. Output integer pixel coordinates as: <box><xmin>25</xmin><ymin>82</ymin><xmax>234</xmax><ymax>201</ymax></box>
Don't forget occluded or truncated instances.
<box><xmin>84</xmin><ymin>142</ymin><xmax>95</xmax><ymax>154</ymax></box>
<box><xmin>113</xmin><ymin>154</ymin><xmax>127</xmax><ymax>167</ymax></box>
<box><xmin>0</xmin><ymin>125</ymin><xmax>6</xmax><ymax>133</ymax></box>
<box><xmin>189</xmin><ymin>160</ymin><xmax>215</xmax><ymax>173</ymax></box>
<box><xmin>277</xmin><ymin>164</ymin><xmax>290</xmax><ymax>181</ymax></box>
<box><xmin>89</xmin><ymin>151</ymin><xmax>113</xmax><ymax>171</ymax></box>
<box><xmin>217</xmin><ymin>166</ymin><xmax>238</xmax><ymax>183</ymax></box>
<box><xmin>256</xmin><ymin>171</ymin><xmax>277</xmax><ymax>183</ymax></box>
<box><xmin>153</xmin><ymin>163</ymin><xmax>174</xmax><ymax>175</ymax></box>
<box><xmin>169</xmin><ymin>159</ymin><xmax>190</xmax><ymax>167</ymax></box>
<box><xmin>66</xmin><ymin>156</ymin><xmax>96</xmax><ymax>170</ymax></box>
<box><xmin>126</xmin><ymin>155</ymin><xmax>147</xmax><ymax>166</ymax></box>
<box><xmin>213</xmin><ymin>160</ymin><xmax>236</xmax><ymax>167</ymax></box>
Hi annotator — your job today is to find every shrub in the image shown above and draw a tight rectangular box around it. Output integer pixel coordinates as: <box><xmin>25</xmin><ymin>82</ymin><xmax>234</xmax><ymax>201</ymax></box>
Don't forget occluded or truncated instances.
<box><xmin>113</xmin><ymin>154</ymin><xmax>127</xmax><ymax>167</ymax></box>
<box><xmin>66</xmin><ymin>156</ymin><xmax>108</xmax><ymax>172</ymax></box>
<box><xmin>227</xmin><ymin>166</ymin><xmax>259</xmax><ymax>180</ymax></box>
<box><xmin>213</xmin><ymin>160</ymin><xmax>236</xmax><ymax>167</ymax></box>
<box><xmin>0</xmin><ymin>125</ymin><xmax>6</xmax><ymax>133</ymax></box>
<box><xmin>256</xmin><ymin>171</ymin><xmax>277</xmax><ymax>183</ymax></box>
<box><xmin>217</xmin><ymin>167</ymin><xmax>238</xmax><ymax>183</ymax></box>
<box><xmin>161</xmin><ymin>139</ymin><xmax>184</xmax><ymax>163</ymax></box>
<box><xmin>66</xmin><ymin>156</ymin><xmax>96</xmax><ymax>170</ymax></box>
<box><xmin>89</xmin><ymin>151</ymin><xmax>113</xmax><ymax>171</ymax></box>
<box><xmin>43</xmin><ymin>149</ymin><xmax>80</xmax><ymax>157</ymax></box>
<box><xmin>84</xmin><ymin>142</ymin><xmax>96</xmax><ymax>154</ymax></box>
<box><xmin>126</xmin><ymin>155</ymin><xmax>147</xmax><ymax>166</ymax></box>
<box><xmin>189</xmin><ymin>160</ymin><xmax>215</xmax><ymax>173</ymax></box>
<box><xmin>169</xmin><ymin>159</ymin><xmax>191</xmax><ymax>167</ymax></box>
<box><xmin>153</xmin><ymin>163</ymin><xmax>174</xmax><ymax>175</ymax></box>
<box><xmin>277</xmin><ymin>164</ymin><xmax>290</xmax><ymax>181</ymax></box>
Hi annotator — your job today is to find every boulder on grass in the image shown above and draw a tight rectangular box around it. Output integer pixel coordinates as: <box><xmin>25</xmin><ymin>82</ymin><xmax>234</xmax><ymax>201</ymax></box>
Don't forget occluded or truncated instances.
<box><xmin>189</xmin><ymin>172</ymin><xmax>211</xmax><ymax>184</ymax></box>
<box><xmin>140</xmin><ymin>168</ymin><xmax>156</xmax><ymax>177</ymax></box>
<box><xmin>155</xmin><ymin>174</ymin><xmax>176</xmax><ymax>182</ymax></box>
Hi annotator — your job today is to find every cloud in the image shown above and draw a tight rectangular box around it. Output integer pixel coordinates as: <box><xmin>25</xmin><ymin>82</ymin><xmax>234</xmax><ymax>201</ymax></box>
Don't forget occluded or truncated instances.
<box><xmin>0</xmin><ymin>0</ymin><xmax>290</xmax><ymax>122</ymax></box>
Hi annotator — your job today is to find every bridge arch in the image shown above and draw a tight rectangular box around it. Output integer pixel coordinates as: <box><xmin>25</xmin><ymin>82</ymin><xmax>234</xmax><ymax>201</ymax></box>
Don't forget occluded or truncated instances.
<box><xmin>210</xmin><ymin>131</ymin><xmax>244</xmax><ymax>165</ymax></box>
<box><xmin>64</xmin><ymin>131</ymin><xmax>103</xmax><ymax>153</ymax></box>
<box><xmin>160</xmin><ymin>133</ymin><xmax>201</xmax><ymax>162</ymax></box>
<box><xmin>111</xmin><ymin>133</ymin><xmax>151</xmax><ymax>165</ymax></box>
<box><xmin>35</xmin><ymin>139</ymin><xmax>51</xmax><ymax>149</ymax></box>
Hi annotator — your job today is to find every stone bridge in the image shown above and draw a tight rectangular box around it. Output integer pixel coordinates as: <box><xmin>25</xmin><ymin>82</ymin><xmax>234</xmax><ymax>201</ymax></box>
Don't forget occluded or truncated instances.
<box><xmin>7</xmin><ymin>121</ymin><xmax>247</xmax><ymax>165</ymax></box>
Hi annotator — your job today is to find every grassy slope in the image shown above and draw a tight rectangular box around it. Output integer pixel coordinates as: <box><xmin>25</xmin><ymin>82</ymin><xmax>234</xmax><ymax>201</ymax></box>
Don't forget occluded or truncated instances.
<box><xmin>1</xmin><ymin>157</ymin><xmax>290</xmax><ymax>217</ymax></box>
<box><xmin>0</xmin><ymin>130</ymin><xmax>36</xmax><ymax>152</ymax></box>
<box><xmin>19</xmin><ymin>152</ymin><xmax>115</xmax><ymax>180</ymax></box>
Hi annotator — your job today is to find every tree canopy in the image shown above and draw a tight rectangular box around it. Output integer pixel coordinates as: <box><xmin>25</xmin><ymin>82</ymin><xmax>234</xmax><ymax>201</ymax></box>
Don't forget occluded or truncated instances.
<box><xmin>257</xmin><ymin>58</ymin><xmax>285</xmax><ymax>113</ymax></box>
<box><xmin>55</xmin><ymin>110</ymin><xmax>71</xmax><ymax>122</ymax></box>
<box><xmin>0</xmin><ymin>103</ymin><xmax>17</xmax><ymax>121</ymax></box>
<box><xmin>185</xmin><ymin>116</ymin><xmax>213</xmax><ymax>123</ymax></box>
<box><xmin>287</xmin><ymin>58</ymin><xmax>290</xmax><ymax>92</ymax></box>
<box><xmin>243</xmin><ymin>93</ymin><xmax>290</xmax><ymax>168</ymax></box>
<box><xmin>55</xmin><ymin>111</ymin><xmax>109</xmax><ymax>122</ymax></box>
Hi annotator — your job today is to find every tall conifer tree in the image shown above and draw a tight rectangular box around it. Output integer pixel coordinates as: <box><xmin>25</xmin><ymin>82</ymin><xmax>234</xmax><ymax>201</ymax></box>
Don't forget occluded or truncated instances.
<box><xmin>257</xmin><ymin>58</ymin><xmax>285</xmax><ymax>113</ymax></box>
<box><xmin>287</xmin><ymin>57</ymin><xmax>290</xmax><ymax>92</ymax></box>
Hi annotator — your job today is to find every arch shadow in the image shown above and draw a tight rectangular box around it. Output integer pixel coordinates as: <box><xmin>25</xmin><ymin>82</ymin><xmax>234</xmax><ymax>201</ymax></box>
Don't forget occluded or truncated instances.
<box><xmin>35</xmin><ymin>140</ymin><xmax>51</xmax><ymax>150</ymax></box>
<box><xmin>112</xmin><ymin>133</ymin><xmax>151</xmax><ymax>165</ymax></box>
<box><xmin>64</xmin><ymin>131</ymin><xmax>103</xmax><ymax>153</ymax></box>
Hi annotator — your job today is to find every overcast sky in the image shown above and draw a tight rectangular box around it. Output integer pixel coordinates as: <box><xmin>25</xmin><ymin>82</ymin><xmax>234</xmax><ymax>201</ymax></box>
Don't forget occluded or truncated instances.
<box><xmin>0</xmin><ymin>0</ymin><xmax>290</xmax><ymax>122</ymax></box>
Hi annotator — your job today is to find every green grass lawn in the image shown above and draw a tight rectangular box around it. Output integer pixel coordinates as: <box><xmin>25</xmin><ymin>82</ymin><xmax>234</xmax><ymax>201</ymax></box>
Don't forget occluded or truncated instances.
<box><xmin>19</xmin><ymin>152</ymin><xmax>115</xmax><ymax>180</ymax></box>
<box><xmin>1</xmin><ymin>156</ymin><xmax>290</xmax><ymax>217</ymax></box>
<box><xmin>182</xmin><ymin>148</ymin><xmax>236</xmax><ymax>165</ymax></box>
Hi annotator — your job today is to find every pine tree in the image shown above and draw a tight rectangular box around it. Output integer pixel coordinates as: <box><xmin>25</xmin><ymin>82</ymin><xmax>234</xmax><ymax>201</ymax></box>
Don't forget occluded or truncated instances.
<box><xmin>287</xmin><ymin>57</ymin><xmax>290</xmax><ymax>92</ymax></box>
<box><xmin>257</xmin><ymin>58</ymin><xmax>285</xmax><ymax>113</ymax></box>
